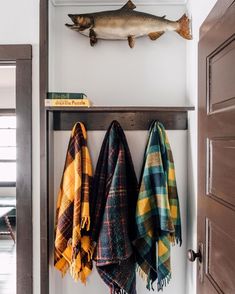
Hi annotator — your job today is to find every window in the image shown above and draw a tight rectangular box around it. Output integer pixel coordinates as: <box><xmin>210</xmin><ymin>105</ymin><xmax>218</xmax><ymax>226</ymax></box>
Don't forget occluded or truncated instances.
<box><xmin>0</xmin><ymin>115</ymin><xmax>16</xmax><ymax>186</ymax></box>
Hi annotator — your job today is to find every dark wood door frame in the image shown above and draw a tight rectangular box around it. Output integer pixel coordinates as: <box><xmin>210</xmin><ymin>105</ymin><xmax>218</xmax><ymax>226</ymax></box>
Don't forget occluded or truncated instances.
<box><xmin>0</xmin><ymin>45</ymin><xmax>33</xmax><ymax>294</ymax></box>
<box><xmin>40</xmin><ymin>0</ymin><xmax>49</xmax><ymax>293</ymax></box>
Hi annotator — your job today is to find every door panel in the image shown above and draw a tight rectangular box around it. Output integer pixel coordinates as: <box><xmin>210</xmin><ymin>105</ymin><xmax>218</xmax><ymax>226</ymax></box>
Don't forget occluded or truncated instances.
<box><xmin>208</xmin><ymin>38</ymin><xmax>235</xmax><ymax>112</ymax></box>
<box><xmin>198</xmin><ymin>1</ymin><xmax>235</xmax><ymax>294</ymax></box>
<box><xmin>209</xmin><ymin>139</ymin><xmax>235</xmax><ymax>207</ymax></box>
<box><xmin>207</xmin><ymin>219</ymin><xmax>235</xmax><ymax>293</ymax></box>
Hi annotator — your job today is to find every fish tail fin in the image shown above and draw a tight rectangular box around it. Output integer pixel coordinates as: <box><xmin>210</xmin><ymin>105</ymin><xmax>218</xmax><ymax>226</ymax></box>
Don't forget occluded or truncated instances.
<box><xmin>176</xmin><ymin>14</ymin><xmax>192</xmax><ymax>40</ymax></box>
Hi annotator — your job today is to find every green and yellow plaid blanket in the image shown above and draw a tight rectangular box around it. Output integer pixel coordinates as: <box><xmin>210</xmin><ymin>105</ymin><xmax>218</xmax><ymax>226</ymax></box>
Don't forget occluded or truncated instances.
<box><xmin>54</xmin><ymin>122</ymin><xmax>93</xmax><ymax>283</ymax></box>
<box><xmin>134</xmin><ymin>121</ymin><xmax>182</xmax><ymax>291</ymax></box>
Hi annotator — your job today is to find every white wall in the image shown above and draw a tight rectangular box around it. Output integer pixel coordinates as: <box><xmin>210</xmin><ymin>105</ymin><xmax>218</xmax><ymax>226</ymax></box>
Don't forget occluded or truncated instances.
<box><xmin>49</xmin><ymin>5</ymin><xmax>187</xmax><ymax>106</ymax></box>
<box><xmin>49</xmin><ymin>3</ymin><xmax>189</xmax><ymax>294</ymax></box>
<box><xmin>186</xmin><ymin>1</ymin><xmax>217</xmax><ymax>294</ymax></box>
<box><xmin>0</xmin><ymin>1</ymin><xmax>40</xmax><ymax>294</ymax></box>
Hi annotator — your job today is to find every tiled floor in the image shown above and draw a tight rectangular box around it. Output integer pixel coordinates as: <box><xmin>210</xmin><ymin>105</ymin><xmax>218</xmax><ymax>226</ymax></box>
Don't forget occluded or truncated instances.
<box><xmin>0</xmin><ymin>236</ymin><xmax>16</xmax><ymax>294</ymax></box>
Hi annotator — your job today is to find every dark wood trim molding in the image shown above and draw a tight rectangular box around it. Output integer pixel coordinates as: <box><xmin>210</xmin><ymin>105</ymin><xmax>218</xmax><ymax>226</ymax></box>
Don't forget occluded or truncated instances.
<box><xmin>0</xmin><ymin>108</ymin><xmax>16</xmax><ymax>115</ymax></box>
<box><xmin>0</xmin><ymin>182</ymin><xmax>16</xmax><ymax>187</ymax></box>
<box><xmin>199</xmin><ymin>0</ymin><xmax>234</xmax><ymax>39</ymax></box>
<box><xmin>0</xmin><ymin>45</ymin><xmax>32</xmax><ymax>294</ymax></box>
<box><xmin>0</xmin><ymin>45</ymin><xmax>32</xmax><ymax>61</ymax></box>
<box><xmin>40</xmin><ymin>0</ymin><xmax>49</xmax><ymax>293</ymax></box>
<box><xmin>16</xmin><ymin>57</ymin><xmax>32</xmax><ymax>294</ymax></box>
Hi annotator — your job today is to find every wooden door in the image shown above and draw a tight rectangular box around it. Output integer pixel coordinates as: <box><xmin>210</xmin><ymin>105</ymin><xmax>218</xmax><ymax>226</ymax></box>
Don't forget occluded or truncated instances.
<box><xmin>197</xmin><ymin>1</ymin><xmax>235</xmax><ymax>293</ymax></box>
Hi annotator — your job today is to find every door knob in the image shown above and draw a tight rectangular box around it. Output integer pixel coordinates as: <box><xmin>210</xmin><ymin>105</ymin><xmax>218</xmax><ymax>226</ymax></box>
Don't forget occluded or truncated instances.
<box><xmin>188</xmin><ymin>243</ymin><xmax>204</xmax><ymax>284</ymax></box>
<box><xmin>188</xmin><ymin>249</ymin><xmax>202</xmax><ymax>262</ymax></box>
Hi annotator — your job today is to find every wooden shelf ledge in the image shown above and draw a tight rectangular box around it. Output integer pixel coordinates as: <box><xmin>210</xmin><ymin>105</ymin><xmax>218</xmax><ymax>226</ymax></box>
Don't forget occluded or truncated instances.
<box><xmin>45</xmin><ymin>106</ymin><xmax>194</xmax><ymax>112</ymax></box>
<box><xmin>46</xmin><ymin>106</ymin><xmax>195</xmax><ymax>130</ymax></box>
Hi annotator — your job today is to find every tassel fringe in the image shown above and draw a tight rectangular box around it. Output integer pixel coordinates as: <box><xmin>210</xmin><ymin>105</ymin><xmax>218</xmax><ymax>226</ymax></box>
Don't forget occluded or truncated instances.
<box><xmin>70</xmin><ymin>253</ymin><xmax>82</xmax><ymax>281</ymax></box>
<box><xmin>169</xmin><ymin>233</ymin><xmax>182</xmax><ymax>246</ymax></box>
<box><xmin>157</xmin><ymin>272</ymin><xmax>172</xmax><ymax>291</ymax></box>
<box><xmin>81</xmin><ymin>216</ymin><xmax>90</xmax><ymax>231</ymax></box>
<box><xmin>59</xmin><ymin>262</ymin><xmax>69</xmax><ymax>277</ymax></box>
<box><xmin>110</xmin><ymin>286</ymin><xmax>128</xmax><ymax>294</ymax></box>
<box><xmin>136</xmin><ymin>265</ymin><xmax>148</xmax><ymax>282</ymax></box>
<box><xmin>69</xmin><ymin>237</ymin><xmax>94</xmax><ymax>284</ymax></box>
<box><xmin>136</xmin><ymin>264</ymin><xmax>172</xmax><ymax>291</ymax></box>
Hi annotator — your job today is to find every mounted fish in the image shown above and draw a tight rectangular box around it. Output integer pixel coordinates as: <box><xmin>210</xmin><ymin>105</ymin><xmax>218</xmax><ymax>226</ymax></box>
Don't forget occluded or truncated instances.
<box><xmin>65</xmin><ymin>0</ymin><xmax>192</xmax><ymax>48</ymax></box>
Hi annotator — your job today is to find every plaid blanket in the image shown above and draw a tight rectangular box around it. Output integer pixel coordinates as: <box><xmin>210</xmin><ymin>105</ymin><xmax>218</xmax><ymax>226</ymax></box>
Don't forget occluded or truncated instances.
<box><xmin>54</xmin><ymin>122</ymin><xmax>93</xmax><ymax>283</ymax></box>
<box><xmin>134</xmin><ymin>121</ymin><xmax>182</xmax><ymax>291</ymax></box>
<box><xmin>91</xmin><ymin>120</ymin><xmax>138</xmax><ymax>294</ymax></box>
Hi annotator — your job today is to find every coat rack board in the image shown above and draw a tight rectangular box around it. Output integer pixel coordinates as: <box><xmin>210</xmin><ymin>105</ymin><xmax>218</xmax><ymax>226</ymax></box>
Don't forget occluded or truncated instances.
<box><xmin>46</xmin><ymin>106</ymin><xmax>195</xmax><ymax>130</ymax></box>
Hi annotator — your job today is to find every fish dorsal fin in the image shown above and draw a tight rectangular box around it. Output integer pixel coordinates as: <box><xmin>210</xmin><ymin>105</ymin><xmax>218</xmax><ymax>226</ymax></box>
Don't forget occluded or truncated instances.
<box><xmin>120</xmin><ymin>0</ymin><xmax>136</xmax><ymax>11</ymax></box>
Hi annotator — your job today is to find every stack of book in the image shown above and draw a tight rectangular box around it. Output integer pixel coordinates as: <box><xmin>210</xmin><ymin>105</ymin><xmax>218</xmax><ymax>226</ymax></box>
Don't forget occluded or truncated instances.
<box><xmin>45</xmin><ymin>92</ymin><xmax>91</xmax><ymax>107</ymax></box>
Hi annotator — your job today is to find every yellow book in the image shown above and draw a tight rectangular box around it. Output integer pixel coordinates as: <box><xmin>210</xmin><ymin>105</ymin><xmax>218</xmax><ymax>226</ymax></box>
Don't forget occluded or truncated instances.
<box><xmin>45</xmin><ymin>99</ymin><xmax>91</xmax><ymax>107</ymax></box>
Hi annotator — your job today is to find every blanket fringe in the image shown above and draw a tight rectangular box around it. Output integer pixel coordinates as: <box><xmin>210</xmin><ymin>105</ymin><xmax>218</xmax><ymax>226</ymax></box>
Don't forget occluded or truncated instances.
<box><xmin>110</xmin><ymin>286</ymin><xmax>128</xmax><ymax>294</ymax></box>
<box><xmin>136</xmin><ymin>264</ymin><xmax>155</xmax><ymax>290</ymax></box>
<box><xmin>59</xmin><ymin>261</ymin><xmax>69</xmax><ymax>277</ymax></box>
<box><xmin>86</xmin><ymin>246</ymin><xmax>93</xmax><ymax>261</ymax></box>
<box><xmin>70</xmin><ymin>253</ymin><xmax>82</xmax><ymax>281</ymax></box>
<box><xmin>169</xmin><ymin>233</ymin><xmax>182</xmax><ymax>246</ymax></box>
<box><xmin>70</xmin><ymin>239</ymin><xmax>94</xmax><ymax>283</ymax></box>
<box><xmin>136</xmin><ymin>264</ymin><xmax>148</xmax><ymax>282</ymax></box>
<box><xmin>136</xmin><ymin>264</ymin><xmax>172</xmax><ymax>291</ymax></box>
<box><xmin>81</xmin><ymin>216</ymin><xmax>90</xmax><ymax>231</ymax></box>
<box><xmin>175</xmin><ymin>236</ymin><xmax>182</xmax><ymax>246</ymax></box>
<box><xmin>169</xmin><ymin>234</ymin><xmax>176</xmax><ymax>245</ymax></box>
<box><xmin>157</xmin><ymin>272</ymin><xmax>172</xmax><ymax>291</ymax></box>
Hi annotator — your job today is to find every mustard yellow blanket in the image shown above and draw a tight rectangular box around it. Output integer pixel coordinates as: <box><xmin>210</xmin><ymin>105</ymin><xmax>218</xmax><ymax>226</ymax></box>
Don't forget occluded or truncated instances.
<box><xmin>54</xmin><ymin>122</ymin><xmax>93</xmax><ymax>283</ymax></box>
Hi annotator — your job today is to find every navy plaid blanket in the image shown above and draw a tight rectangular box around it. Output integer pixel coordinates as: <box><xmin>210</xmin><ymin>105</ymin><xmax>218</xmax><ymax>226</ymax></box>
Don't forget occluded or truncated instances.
<box><xmin>91</xmin><ymin>120</ymin><xmax>138</xmax><ymax>294</ymax></box>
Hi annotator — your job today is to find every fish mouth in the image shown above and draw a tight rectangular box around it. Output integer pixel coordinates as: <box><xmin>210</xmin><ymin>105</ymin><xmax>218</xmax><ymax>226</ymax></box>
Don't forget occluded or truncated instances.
<box><xmin>65</xmin><ymin>23</ymin><xmax>81</xmax><ymax>31</ymax></box>
<box><xmin>68</xmin><ymin>14</ymin><xmax>78</xmax><ymax>24</ymax></box>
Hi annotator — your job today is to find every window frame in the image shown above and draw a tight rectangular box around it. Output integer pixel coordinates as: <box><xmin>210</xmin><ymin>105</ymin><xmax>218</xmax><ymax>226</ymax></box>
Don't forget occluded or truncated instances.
<box><xmin>0</xmin><ymin>110</ymin><xmax>16</xmax><ymax>187</ymax></box>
